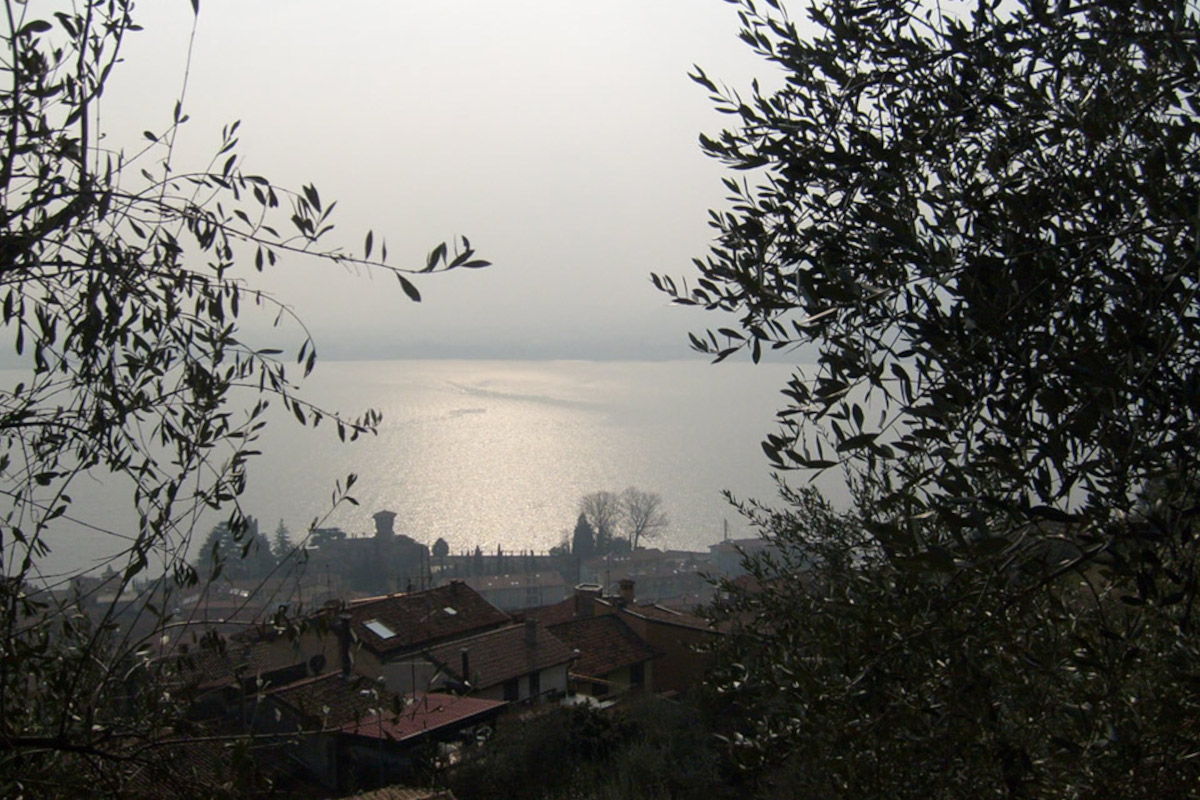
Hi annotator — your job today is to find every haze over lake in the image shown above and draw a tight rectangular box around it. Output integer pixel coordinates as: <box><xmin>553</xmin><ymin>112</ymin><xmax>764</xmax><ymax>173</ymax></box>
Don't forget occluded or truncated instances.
<box><xmin>29</xmin><ymin>358</ymin><xmax>844</xmax><ymax>581</ymax></box>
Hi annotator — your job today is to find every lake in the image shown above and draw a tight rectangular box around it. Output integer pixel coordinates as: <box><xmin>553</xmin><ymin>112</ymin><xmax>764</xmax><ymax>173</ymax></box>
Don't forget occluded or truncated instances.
<box><xmin>26</xmin><ymin>358</ymin><xmax>846</xmax><ymax>579</ymax></box>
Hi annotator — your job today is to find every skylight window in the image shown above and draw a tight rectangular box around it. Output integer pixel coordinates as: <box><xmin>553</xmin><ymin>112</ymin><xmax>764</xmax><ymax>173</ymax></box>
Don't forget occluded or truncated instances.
<box><xmin>363</xmin><ymin>619</ymin><xmax>397</xmax><ymax>639</ymax></box>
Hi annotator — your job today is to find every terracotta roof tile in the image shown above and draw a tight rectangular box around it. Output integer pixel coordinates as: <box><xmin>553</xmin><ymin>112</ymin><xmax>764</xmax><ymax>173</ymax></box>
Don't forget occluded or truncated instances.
<box><xmin>522</xmin><ymin>596</ymin><xmax>578</xmax><ymax>626</ymax></box>
<box><xmin>168</xmin><ymin>637</ymin><xmax>307</xmax><ymax>690</ymax></box>
<box><xmin>337</xmin><ymin>693</ymin><xmax>504</xmax><ymax>742</ymax></box>
<box><xmin>338</xmin><ymin>786</ymin><xmax>456</xmax><ymax>800</ymax></box>
<box><xmin>425</xmin><ymin>622</ymin><xmax>574</xmax><ymax>690</ymax></box>
<box><xmin>264</xmin><ymin>673</ymin><xmax>503</xmax><ymax>742</ymax></box>
<box><xmin>348</xmin><ymin>582</ymin><xmax>511</xmax><ymax>657</ymax></box>
<box><xmin>266</xmin><ymin>672</ymin><xmax>394</xmax><ymax>727</ymax></box>
<box><xmin>120</xmin><ymin>721</ymin><xmax>282</xmax><ymax>798</ymax></box>
<box><xmin>624</xmin><ymin>603</ymin><xmax>714</xmax><ymax>632</ymax></box>
<box><xmin>547</xmin><ymin>615</ymin><xmax>658</xmax><ymax>678</ymax></box>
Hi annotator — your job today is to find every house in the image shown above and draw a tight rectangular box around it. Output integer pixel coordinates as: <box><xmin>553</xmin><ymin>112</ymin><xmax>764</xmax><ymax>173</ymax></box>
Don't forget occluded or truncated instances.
<box><xmin>605</xmin><ymin>599</ymin><xmax>718</xmax><ymax>695</ymax></box>
<box><xmin>293</xmin><ymin>511</ymin><xmax>434</xmax><ymax>596</ymax></box>
<box><xmin>252</xmin><ymin>672</ymin><xmax>504</xmax><ymax>792</ymax></box>
<box><xmin>118</xmin><ymin>724</ymin><xmax>282</xmax><ymax>799</ymax></box>
<box><xmin>533</xmin><ymin>580</ymin><xmax>722</xmax><ymax>697</ymax></box>
<box><xmin>579</xmin><ymin>548</ymin><xmax>713</xmax><ymax>606</ymax></box>
<box><xmin>419</xmin><ymin>619</ymin><xmax>574</xmax><ymax>703</ymax></box>
<box><xmin>165</xmin><ymin>572</ymin><xmax>348</xmax><ymax>644</ymax></box>
<box><xmin>546</xmin><ymin>614</ymin><xmax>658</xmax><ymax>700</ymax></box>
<box><xmin>458</xmin><ymin>571</ymin><xmax>569</xmax><ymax>611</ymax></box>
<box><xmin>348</xmin><ymin>582</ymin><xmax>511</xmax><ymax>653</ymax></box>
<box><xmin>164</xmin><ymin>634</ymin><xmax>312</xmax><ymax>721</ymax></box>
<box><xmin>279</xmin><ymin>581</ymin><xmax>512</xmax><ymax>690</ymax></box>
<box><xmin>708</xmin><ymin>537</ymin><xmax>786</xmax><ymax>578</ymax></box>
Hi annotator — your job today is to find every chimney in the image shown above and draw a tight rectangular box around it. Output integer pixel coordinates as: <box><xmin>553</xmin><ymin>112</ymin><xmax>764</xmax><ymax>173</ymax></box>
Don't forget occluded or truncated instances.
<box><xmin>525</xmin><ymin>619</ymin><xmax>538</xmax><ymax>646</ymax></box>
<box><xmin>618</xmin><ymin>579</ymin><xmax>635</xmax><ymax>607</ymax></box>
<box><xmin>574</xmin><ymin>583</ymin><xmax>602</xmax><ymax>618</ymax></box>
<box><xmin>337</xmin><ymin>612</ymin><xmax>352</xmax><ymax>676</ymax></box>
<box><xmin>460</xmin><ymin>648</ymin><xmax>470</xmax><ymax>685</ymax></box>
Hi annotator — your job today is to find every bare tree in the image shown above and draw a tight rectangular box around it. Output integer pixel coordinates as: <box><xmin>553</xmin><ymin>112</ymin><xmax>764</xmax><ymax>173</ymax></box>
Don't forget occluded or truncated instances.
<box><xmin>622</xmin><ymin>487</ymin><xmax>668</xmax><ymax>550</ymax></box>
<box><xmin>579</xmin><ymin>491</ymin><xmax>622</xmax><ymax>552</ymax></box>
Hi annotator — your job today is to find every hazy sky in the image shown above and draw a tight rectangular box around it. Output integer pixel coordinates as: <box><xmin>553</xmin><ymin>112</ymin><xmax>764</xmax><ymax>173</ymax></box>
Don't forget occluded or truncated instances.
<box><xmin>103</xmin><ymin>0</ymin><xmax>787</xmax><ymax>360</ymax></box>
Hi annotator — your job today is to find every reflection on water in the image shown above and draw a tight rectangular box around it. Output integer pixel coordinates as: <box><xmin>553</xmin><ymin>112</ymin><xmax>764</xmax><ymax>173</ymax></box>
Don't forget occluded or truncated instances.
<box><xmin>22</xmin><ymin>359</ymin><xmax>843</xmax><ymax>577</ymax></box>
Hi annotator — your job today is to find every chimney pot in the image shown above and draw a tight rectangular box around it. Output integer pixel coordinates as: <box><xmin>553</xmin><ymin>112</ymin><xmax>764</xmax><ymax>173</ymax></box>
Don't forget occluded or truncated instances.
<box><xmin>618</xmin><ymin>578</ymin><xmax>635</xmax><ymax>607</ymax></box>
<box><xmin>574</xmin><ymin>583</ymin><xmax>602</xmax><ymax>618</ymax></box>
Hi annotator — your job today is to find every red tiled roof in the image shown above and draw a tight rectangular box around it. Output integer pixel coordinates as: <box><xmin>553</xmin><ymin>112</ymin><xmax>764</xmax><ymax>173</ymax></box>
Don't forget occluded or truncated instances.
<box><xmin>347</xmin><ymin>582</ymin><xmax>511</xmax><ymax>657</ymax></box>
<box><xmin>265</xmin><ymin>672</ymin><xmax>395</xmax><ymax>728</ymax></box>
<box><xmin>339</xmin><ymin>785</ymin><xmax>456</xmax><ymax>800</ymax></box>
<box><xmin>622</xmin><ymin>603</ymin><xmax>714</xmax><ymax>632</ymax></box>
<box><xmin>167</xmin><ymin>637</ymin><xmax>306</xmax><ymax>690</ymax></box>
<box><xmin>547</xmin><ymin>615</ymin><xmax>658</xmax><ymax>679</ymax></box>
<box><xmin>522</xmin><ymin>596</ymin><xmax>577</xmax><ymax>626</ymax></box>
<box><xmin>338</xmin><ymin>693</ymin><xmax>505</xmax><ymax>742</ymax></box>
<box><xmin>122</xmin><ymin>733</ymin><xmax>235</xmax><ymax>796</ymax></box>
<box><xmin>265</xmin><ymin>673</ymin><xmax>503</xmax><ymax>744</ymax></box>
<box><xmin>121</xmin><ymin>720</ymin><xmax>284</xmax><ymax>797</ymax></box>
<box><xmin>424</xmin><ymin>622</ymin><xmax>575</xmax><ymax>690</ymax></box>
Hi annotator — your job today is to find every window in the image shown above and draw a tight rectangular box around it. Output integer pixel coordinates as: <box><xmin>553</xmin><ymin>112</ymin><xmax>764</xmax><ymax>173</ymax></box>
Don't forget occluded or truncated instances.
<box><xmin>503</xmin><ymin>679</ymin><xmax>519</xmax><ymax>702</ymax></box>
<box><xmin>630</xmin><ymin>662</ymin><xmax>645</xmax><ymax>689</ymax></box>
<box><xmin>529</xmin><ymin>670</ymin><xmax>541</xmax><ymax>700</ymax></box>
<box><xmin>362</xmin><ymin>619</ymin><xmax>397</xmax><ymax>639</ymax></box>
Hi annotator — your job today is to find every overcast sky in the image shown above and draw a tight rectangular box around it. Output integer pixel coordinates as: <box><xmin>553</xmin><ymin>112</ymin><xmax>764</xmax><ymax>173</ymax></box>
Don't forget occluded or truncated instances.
<box><xmin>102</xmin><ymin>0</ymin><xmax>788</xmax><ymax>360</ymax></box>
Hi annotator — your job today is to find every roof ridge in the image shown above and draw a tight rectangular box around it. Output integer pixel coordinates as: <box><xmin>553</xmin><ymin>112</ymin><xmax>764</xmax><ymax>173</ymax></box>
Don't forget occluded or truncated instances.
<box><xmin>263</xmin><ymin>670</ymin><xmax>349</xmax><ymax>695</ymax></box>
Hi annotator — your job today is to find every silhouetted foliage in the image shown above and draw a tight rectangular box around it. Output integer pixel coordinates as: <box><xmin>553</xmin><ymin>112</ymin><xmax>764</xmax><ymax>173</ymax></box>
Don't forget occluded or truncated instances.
<box><xmin>0</xmin><ymin>1</ymin><xmax>485</xmax><ymax>795</ymax></box>
<box><xmin>572</xmin><ymin>513</ymin><xmax>597</xmax><ymax>560</ymax></box>
<box><xmin>707</xmin><ymin>480</ymin><xmax>1200</xmax><ymax>798</ymax></box>
<box><xmin>580</xmin><ymin>491</ymin><xmax>622</xmax><ymax>553</ymax></box>
<box><xmin>447</xmin><ymin>698</ymin><xmax>734</xmax><ymax>800</ymax></box>
<box><xmin>663</xmin><ymin>0</ymin><xmax>1200</xmax><ymax>796</ymax></box>
<box><xmin>432</xmin><ymin>536</ymin><xmax>450</xmax><ymax>561</ymax></box>
<box><xmin>271</xmin><ymin>518</ymin><xmax>294</xmax><ymax>563</ymax></box>
<box><xmin>197</xmin><ymin>517</ymin><xmax>274</xmax><ymax>580</ymax></box>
